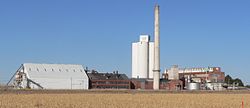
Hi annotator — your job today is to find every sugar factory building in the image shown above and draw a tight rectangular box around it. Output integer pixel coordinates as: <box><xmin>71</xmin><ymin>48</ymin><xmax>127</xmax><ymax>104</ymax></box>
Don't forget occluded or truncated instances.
<box><xmin>7</xmin><ymin>63</ymin><xmax>225</xmax><ymax>90</ymax></box>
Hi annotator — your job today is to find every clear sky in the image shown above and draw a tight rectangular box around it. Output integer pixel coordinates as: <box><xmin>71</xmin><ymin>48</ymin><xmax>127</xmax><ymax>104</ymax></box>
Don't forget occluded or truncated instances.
<box><xmin>0</xmin><ymin>0</ymin><xmax>249</xmax><ymax>84</ymax></box>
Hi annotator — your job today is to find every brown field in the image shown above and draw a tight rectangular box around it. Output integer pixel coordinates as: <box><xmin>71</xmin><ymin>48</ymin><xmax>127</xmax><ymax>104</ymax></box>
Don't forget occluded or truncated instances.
<box><xmin>0</xmin><ymin>90</ymin><xmax>249</xmax><ymax>108</ymax></box>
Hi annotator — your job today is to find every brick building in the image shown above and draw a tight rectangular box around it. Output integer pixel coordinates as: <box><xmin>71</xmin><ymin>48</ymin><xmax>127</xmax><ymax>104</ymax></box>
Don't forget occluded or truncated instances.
<box><xmin>131</xmin><ymin>79</ymin><xmax>183</xmax><ymax>90</ymax></box>
<box><xmin>87</xmin><ymin>71</ymin><xmax>131</xmax><ymax>89</ymax></box>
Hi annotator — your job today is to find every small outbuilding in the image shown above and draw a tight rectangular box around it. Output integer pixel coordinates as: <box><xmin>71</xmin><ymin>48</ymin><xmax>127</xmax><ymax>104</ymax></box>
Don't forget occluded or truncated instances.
<box><xmin>8</xmin><ymin>63</ymin><xmax>89</xmax><ymax>90</ymax></box>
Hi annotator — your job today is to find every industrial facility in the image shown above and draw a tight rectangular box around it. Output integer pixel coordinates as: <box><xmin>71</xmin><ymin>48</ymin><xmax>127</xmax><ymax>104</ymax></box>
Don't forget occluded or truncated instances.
<box><xmin>7</xmin><ymin>63</ymin><xmax>89</xmax><ymax>90</ymax></box>
<box><xmin>6</xmin><ymin>62</ymin><xmax>226</xmax><ymax>91</ymax></box>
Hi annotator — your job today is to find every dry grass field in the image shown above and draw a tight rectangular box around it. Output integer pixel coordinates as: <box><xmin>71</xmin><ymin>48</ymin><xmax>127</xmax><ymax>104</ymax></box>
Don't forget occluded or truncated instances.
<box><xmin>0</xmin><ymin>90</ymin><xmax>249</xmax><ymax>108</ymax></box>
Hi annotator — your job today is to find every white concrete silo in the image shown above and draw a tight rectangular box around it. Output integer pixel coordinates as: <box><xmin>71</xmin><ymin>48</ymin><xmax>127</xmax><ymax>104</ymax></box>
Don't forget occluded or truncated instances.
<box><xmin>132</xmin><ymin>43</ymin><xmax>139</xmax><ymax>78</ymax></box>
<box><xmin>132</xmin><ymin>35</ymin><xmax>150</xmax><ymax>79</ymax></box>
<box><xmin>148</xmin><ymin>42</ymin><xmax>155</xmax><ymax>79</ymax></box>
<box><xmin>137</xmin><ymin>35</ymin><xmax>149</xmax><ymax>78</ymax></box>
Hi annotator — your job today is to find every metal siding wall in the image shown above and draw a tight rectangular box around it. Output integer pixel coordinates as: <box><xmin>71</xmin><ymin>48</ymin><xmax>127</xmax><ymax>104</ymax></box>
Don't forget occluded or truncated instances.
<box><xmin>23</xmin><ymin>63</ymin><xmax>89</xmax><ymax>90</ymax></box>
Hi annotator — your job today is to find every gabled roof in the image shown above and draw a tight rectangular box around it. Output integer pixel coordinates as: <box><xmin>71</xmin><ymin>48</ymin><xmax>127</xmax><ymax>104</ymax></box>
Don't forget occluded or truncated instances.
<box><xmin>23</xmin><ymin>63</ymin><xmax>88</xmax><ymax>79</ymax></box>
<box><xmin>24</xmin><ymin>63</ymin><xmax>84</xmax><ymax>73</ymax></box>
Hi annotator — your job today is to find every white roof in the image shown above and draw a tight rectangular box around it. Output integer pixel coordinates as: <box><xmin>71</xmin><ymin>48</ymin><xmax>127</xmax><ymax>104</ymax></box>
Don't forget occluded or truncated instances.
<box><xmin>24</xmin><ymin>63</ymin><xmax>85</xmax><ymax>76</ymax></box>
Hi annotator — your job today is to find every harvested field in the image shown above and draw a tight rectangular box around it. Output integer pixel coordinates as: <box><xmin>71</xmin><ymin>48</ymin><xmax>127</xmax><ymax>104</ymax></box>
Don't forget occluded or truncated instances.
<box><xmin>0</xmin><ymin>90</ymin><xmax>249</xmax><ymax>108</ymax></box>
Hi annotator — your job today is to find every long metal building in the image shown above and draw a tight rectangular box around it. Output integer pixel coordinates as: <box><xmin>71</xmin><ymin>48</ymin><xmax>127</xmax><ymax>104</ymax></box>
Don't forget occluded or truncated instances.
<box><xmin>8</xmin><ymin>63</ymin><xmax>89</xmax><ymax>90</ymax></box>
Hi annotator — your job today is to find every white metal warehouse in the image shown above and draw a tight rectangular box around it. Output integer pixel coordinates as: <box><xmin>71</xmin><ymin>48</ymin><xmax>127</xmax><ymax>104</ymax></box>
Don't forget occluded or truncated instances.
<box><xmin>8</xmin><ymin>63</ymin><xmax>89</xmax><ymax>90</ymax></box>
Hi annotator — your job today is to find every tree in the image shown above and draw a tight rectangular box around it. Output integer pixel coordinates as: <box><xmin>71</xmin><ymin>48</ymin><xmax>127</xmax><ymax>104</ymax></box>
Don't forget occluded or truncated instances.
<box><xmin>225</xmin><ymin>75</ymin><xmax>233</xmax><ymax>84</ymax></box>
<box><xmin>224</xmin><ymin>75</ymin><xmax>244</xmax><ymax>86</ymax></box>
<box><xmin>234</xmin><ymin>78</ymin><xmax>244</xmax><ymax>86</ymax></box>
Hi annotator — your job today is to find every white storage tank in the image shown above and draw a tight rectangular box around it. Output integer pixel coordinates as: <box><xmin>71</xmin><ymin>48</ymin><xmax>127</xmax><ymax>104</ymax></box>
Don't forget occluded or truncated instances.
<box><xmin>132</xmin><ymin>43</ymin><xmax>139</xmax><ymax>78</ymax></box>
<box><xmin>148</xmin><ymin>42</ymin><xmax>154</xmax><ymax>79</ymax></box>
<box><xmin>187</xmin><ymin>83</ymin><xmax>200</xmax><ymax>90</ymax></box>
<box><xmin>132</xmin><ymin>35</ymin><xmax>150</xmax><ymax>79</ymax></box>
<box><xmin>137</xmin><ymin>39</ymin><xmax>149</xmax><ymax>78</ymax></box>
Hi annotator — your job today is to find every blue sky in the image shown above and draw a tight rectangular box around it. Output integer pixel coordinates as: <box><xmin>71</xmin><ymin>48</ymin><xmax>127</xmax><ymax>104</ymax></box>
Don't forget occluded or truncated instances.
<box><xmin>0</xmin><ymin>0</ymin><xmax>249</xmax><ymax>84</ymax></box>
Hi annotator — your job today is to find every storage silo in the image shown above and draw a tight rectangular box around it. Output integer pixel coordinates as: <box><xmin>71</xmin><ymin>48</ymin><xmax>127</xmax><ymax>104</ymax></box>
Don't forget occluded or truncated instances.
<box><xmin>187</xmin><ymin>83</ymin><xmax>200</xmax><ymax>90</ymax></box>
<box><xmin>132</xmin><ymin>35</ymin><xmax>151</xmax><ymax>79</ymax></box>
<box><xmin>132</xmin><ymin>43</ymin><xmax>139</xmax><ymax>78</ymax></box>
<box><xmin>137</xmin><ymin>35</ymin><xmax>149</xmax><ymax>78</ymax></box>
<box><xmin>148</xmin><ymin>42</ymin><xmax>154</xmax><ymax>79</ymax></box>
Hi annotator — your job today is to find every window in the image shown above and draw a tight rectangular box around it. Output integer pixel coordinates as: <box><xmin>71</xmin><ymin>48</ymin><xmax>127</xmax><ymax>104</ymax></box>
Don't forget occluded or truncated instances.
<box><xmin>59</xmin><ymin>69</ymin><xmax>61</xmax><ymax>72</ymax></box>
<box><xmin>29</xmin><ymin>68</ymin><xmax>31</xmax><ymax>71</ymax></box>
<box><xmin>66</xmin><ymin>69</ymin><xmax>69</xmax><ymax>72</ymax></box>
<box><xmin>44</xmin><ymin>69</ymin><xmax>47</xmax><ymax>72</ymax></box>
<box><xmin>52</xmin><ymin>69</ymin><xmax>54</xmax><ymax>71</ymax></box>
<box><xmin>37</xmin><ymin>68</ymin><xmax>39</xmax><ymax>72</ymax></box>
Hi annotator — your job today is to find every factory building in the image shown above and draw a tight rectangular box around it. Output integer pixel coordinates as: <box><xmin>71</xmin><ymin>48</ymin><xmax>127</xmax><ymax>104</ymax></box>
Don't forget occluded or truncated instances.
<box><xmin>181</xmin><ymin>67</ymin><xmax>225</xmax><ymax>83</ymax></box>
<box><xmin>8</xmin><ymin>63</ymin><xmax>89</xmax><ymax>90</ymax></box>
<box><xmin>162</xmin><ymin>66</ymin><xmax>225</xmax><ymax>90</ymax></box>
<box><xmin>163</xmin><ymin>66</ymin><xmax>225</xmax><ymax>83</ymax></box>
<box><xmin>132</xmin><ymin>35</ymin><xmax>154</xmax><ymax>79</ymax></box>
<box><xmin>88</xmin><ymin>70</ymin><xmax>131</xmax><ymax>89</ymax></box>
<box><xmin>166</xmin><ymin>65</ymin><xmax>179</xmax><ymax>80</ymax></box>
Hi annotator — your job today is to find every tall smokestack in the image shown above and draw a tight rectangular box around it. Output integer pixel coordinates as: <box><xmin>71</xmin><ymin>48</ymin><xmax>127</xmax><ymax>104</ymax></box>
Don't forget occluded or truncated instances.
<box><xmin>153</xmin><ymin>4</ymin><xmax>160</xmax><ymax>90</ymax></box>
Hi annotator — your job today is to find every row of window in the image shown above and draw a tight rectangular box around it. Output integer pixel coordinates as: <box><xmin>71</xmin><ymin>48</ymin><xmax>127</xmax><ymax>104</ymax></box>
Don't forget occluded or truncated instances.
<box><xmin>93</xmin><ymin>81</ymin><xmax>130</xmax><ymax>84</ymax></box>
<box><xmin>28</xmin><ymin>68</ymin><xmax>83</xmax><ymax>72</ymax></box>
<box><xmin>93</xmin><ymin>86</ymin><xmax>130</xmax><ymax>89</ymax></box>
